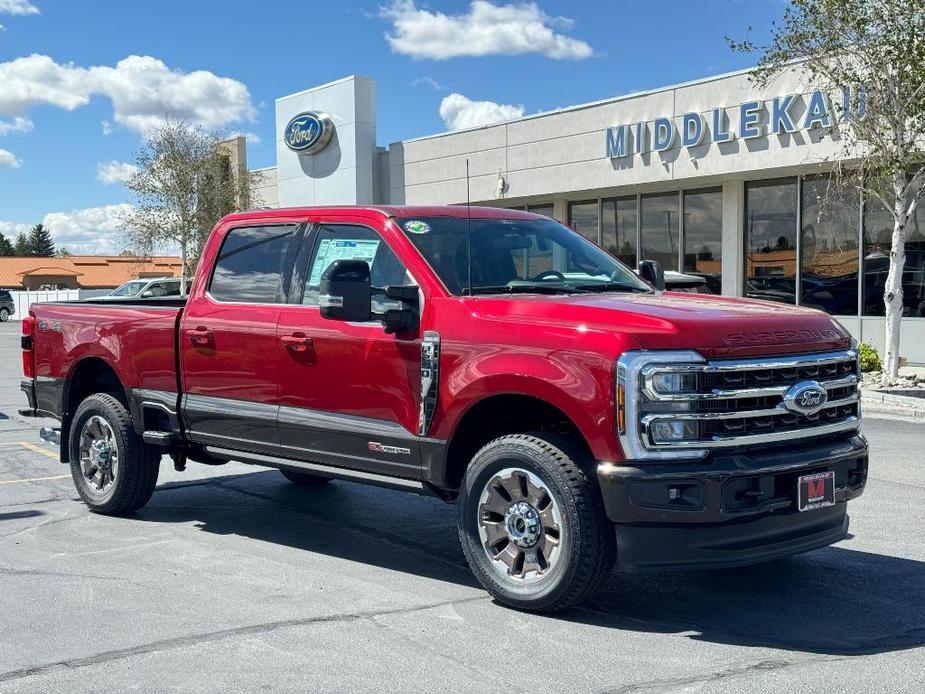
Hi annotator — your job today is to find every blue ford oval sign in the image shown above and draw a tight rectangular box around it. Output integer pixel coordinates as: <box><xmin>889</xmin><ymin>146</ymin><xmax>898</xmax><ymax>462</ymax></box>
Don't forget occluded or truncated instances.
<box><xmin>284</xmin><ymin>111</ymin><xmax>334</xmax><ymax>154</ymax></box>
<box><xmin>782</xmin><ymin>380</ymin><xmax>828</xmax><ymax>416</ymax></box>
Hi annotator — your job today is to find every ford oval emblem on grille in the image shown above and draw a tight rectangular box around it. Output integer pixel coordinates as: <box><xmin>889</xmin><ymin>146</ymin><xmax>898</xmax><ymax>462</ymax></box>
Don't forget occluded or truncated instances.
<box><xmin>782</xmin><ymin>381</ymin><xmax>828</xmax><ymax>416</ymax></box>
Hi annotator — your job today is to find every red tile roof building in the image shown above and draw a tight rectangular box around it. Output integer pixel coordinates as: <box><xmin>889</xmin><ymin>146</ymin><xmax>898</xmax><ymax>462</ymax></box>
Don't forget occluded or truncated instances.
<box><xmin>0</xmin><ymin>256</ymin><xmax>182</xmax><ymax>290</ymax></box>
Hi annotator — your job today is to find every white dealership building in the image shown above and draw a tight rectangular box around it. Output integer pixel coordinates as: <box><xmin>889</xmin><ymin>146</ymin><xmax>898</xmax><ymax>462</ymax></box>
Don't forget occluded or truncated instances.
<box><xmin>249</xmin><ymin>70</ymin><xmax>925</xmax><ymax>363</ymax></box>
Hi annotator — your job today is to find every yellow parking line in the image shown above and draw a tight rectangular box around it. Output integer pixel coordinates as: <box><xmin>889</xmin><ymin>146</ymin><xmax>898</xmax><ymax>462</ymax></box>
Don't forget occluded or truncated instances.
<box><xmin>0</xmin><ymin>474</ymin><xmax>70</xmax><ymax>485</ymax></box>
<box><xmin>16</xmin><ymin>441</ymin><xmax>59</xmax><ymax>460</ymax></box>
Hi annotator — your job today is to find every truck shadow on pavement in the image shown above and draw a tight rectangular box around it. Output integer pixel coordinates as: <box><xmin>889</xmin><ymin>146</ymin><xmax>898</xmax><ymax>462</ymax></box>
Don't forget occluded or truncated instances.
<box><xmin>139</xmin><ymin>469</ymin><xmax>925</xmax><ymax>658</ymax></box>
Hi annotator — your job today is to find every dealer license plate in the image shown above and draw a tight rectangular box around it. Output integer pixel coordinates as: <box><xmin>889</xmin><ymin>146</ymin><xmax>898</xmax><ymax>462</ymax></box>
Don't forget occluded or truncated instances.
<box><xmin>797</xmin><ymin>470</ymin><xmax>835</xmax><ymax>512</ymax></box>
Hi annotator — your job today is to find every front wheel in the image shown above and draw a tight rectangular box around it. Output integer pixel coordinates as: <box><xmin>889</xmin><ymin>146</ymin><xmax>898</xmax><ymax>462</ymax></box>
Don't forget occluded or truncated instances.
<box><xmin>68</xmin><ymin>393</ymin><xmax>160</xmax><ymax>515</ymax></box>
<box><xmin>457</xmin><ymin>433</ymin><xmax>615</xmax><ymax>612</ymax></box>
<box><xmin>0</xmin><ymin>308</ymin><xmax>9</xmax><ymax>322</ymax></box>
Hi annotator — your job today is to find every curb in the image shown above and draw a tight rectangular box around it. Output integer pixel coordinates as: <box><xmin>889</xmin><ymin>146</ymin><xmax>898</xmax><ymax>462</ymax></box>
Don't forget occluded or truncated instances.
<box><xmin>861</xmin><ymin>390</ymin><xmax>925</xmax><ymax>423</ymax></box>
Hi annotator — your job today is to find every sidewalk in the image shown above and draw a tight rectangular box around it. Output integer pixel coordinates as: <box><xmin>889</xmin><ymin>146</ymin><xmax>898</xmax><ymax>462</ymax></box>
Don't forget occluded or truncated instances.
<box><xmin>860</xmin><ymin>366</ymin><xmax>925</xmax><ymax>422</ymax></box>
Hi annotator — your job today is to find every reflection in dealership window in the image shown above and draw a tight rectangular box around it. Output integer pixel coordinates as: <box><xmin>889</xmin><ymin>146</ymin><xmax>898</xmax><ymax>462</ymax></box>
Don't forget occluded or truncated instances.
<box><xmin>745</xmin><ymin>179</ymin><xmax>797</xmax><ymax>304</ymax></box>
<box><xmin>800</xmin><ymin>176</ymin><xmax>859</xmax><ymax>314</ymax></box>
<box><xmin>682</xmin><ymin>188</ymin><xmax>723</xmax><ymax>294</ymax></box>
<box><xmin>863</xmin><ymin>188</ymin><xmax>925</xmax><ymax>317</ymax></box>
<box><xmin>568</xmin><ymin>201</ymin><xmax>599</xmax><ymax>244</ymax></box>
<box><xmin>602</xmin><ymin>197</ymin><xmax>637</xmax><ymax>268</ymax></box>
<box><xmin>641</xmin><ymin>193</ymin><xmax>679</xmax><ymax>272</ymax></box>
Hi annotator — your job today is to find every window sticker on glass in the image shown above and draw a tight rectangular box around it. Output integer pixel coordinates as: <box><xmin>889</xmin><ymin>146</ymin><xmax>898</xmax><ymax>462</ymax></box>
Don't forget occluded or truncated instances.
<box><xmin>403</xmin><ymin>220</ymin><xmax>431</xmax><ymax>235</ymax></box>
<box><xmin>309</xmin><ymin>238</ymin><xmax>381</xmax><ymax>286</ymax></box>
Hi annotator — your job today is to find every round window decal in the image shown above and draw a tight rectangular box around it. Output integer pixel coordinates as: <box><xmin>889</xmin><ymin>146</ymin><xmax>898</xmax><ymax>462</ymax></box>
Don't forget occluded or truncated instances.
<box><xmin>403</xmin><ymin>220</ymin><xmax>431</xmax><ymax>235</ymax></box>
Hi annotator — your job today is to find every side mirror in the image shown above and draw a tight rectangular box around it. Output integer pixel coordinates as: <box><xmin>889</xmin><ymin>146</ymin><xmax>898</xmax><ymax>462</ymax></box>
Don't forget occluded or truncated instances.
<box><xmin>637</xmin><ymin>259</ymin><xmax>665</xmax><ymax>291</ymax></box>
<box><xmin>141</xmin><ymin>290</ymin><xmax>154</xmax><ymax>298</ymax></box>
<box><xmin>319</xmin><ymin>259</ymin><xmax>371</xmax><ymax>322</ymax></box>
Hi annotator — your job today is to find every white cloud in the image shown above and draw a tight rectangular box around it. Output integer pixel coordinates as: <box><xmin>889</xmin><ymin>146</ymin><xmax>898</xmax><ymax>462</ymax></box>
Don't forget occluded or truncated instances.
<box><xmin>0</xmin><ymin>148</ymin><xmax>22</xmax><ymax>167</ymax></box>
<box><xmin>0</xmin><ymin>116</ymin><xmax>32</xmax><ymax>135</ymax></box>
<box><xmin>0</xmin><ymin>54</ymin><xmax>256</xmax><ymax>135</ymax></box>
<box><xmin>0</xmin><ymin>204</ymin><xmax>140</xmax><ymax>254</ymax></box>
<box><xmin>96</xmin><ymin>160</ymin><xmax>139</xmax><ymax>185</ymax></box>
<box><xmin>439</xmin><ymin>93</ymin><xmax>524</xmax><ymax>130</ymax></box>
<box><xmin>411</xmin><ymin>76</ymin><xmax>444</xmax><ymax>90</ymax></box>
<box><xmin>381</xmin><ymin>0</ymin><xmax>593</xmax><ymax>60</ymax></box>
<box><xmin>0</xmin><ymin>1</ymin><xmax>39</xmax><ymax>15</ymax></box>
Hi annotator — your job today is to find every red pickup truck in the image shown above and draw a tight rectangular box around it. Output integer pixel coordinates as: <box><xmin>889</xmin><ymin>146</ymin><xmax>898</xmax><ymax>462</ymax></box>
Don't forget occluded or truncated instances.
<box><xmin>20</xmin><ymin>206</ymin><xmax>868</xmax><ymax>612</ymax></box>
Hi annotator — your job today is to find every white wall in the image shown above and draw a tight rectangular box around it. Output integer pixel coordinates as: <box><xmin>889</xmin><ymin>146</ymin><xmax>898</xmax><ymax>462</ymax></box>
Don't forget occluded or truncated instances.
<box><xmin>7</xmin><ymin>290</ymin><xmax>80</xmax><ymax>320</ymax></box>
<box><xmin>275</xmin><ymin>75</ymin><xmax>377</xmax><ymax>207</ymax></box>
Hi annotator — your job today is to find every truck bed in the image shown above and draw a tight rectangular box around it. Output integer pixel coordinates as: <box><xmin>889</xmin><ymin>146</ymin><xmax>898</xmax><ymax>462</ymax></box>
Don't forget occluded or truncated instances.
<box><xmin>30</xmin><ymin>300</ymin><xmax>183</xmax><ymax>399</ymax></box>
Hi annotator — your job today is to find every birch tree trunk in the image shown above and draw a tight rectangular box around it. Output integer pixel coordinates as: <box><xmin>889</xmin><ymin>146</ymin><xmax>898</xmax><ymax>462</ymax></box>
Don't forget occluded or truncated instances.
<box><xmin>881</xmin><ymin>172</ymin><xmax>908</xmax><ymax>383</ymax></box>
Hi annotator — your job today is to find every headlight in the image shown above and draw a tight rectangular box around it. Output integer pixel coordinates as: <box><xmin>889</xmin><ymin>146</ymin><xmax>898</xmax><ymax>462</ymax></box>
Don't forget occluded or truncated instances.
<box><xmin>650</xmin><ymin>371</ymin><xmax>698</xmax><ymax>394</ymax></box>
<box><xmin>650</xmin><ymin>419</ymin><xmax>699</xmax><ymax>443</ymax></box>
<box><xmin>616</xmin><ymin>350</ymin><xmax>707</xmax><ymax>461</ymax></box>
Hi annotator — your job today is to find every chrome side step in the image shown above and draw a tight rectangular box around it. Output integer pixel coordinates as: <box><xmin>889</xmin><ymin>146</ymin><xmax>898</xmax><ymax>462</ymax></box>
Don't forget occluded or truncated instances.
<box><xmin>204</xmin><ymin>446</ymin><xmax>428</xmax><ymax>493</ymax></box>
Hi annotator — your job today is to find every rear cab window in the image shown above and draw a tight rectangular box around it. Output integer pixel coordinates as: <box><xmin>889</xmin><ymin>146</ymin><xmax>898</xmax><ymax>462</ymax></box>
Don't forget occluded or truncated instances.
<box><xmin>209</xmin><ymin>224</ymin><xmax>300</xmax><ymax>304</ymax></box>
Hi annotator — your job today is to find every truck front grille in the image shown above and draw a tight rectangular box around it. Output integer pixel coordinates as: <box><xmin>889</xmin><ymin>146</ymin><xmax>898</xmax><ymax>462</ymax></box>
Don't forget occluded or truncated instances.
<box><xmin>639</xmin><ymin>350</ymin><xmax>860</xmax><ymax>450</ymax></box>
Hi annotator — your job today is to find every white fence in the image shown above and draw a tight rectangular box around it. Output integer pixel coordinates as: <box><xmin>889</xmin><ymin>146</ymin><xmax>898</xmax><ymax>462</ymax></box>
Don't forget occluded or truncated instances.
<box><xmin>7</xmin><ymin>290</ymin><xmax>81</xmax><ymax>320</ymax></box>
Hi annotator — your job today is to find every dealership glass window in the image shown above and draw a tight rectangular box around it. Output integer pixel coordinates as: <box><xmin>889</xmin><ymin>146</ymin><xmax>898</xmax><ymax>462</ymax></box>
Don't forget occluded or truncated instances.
<box><xmin>528</xmin><ymin>203</ymin><xmax>556</xmax><ymax>221</ymax></box>
<box><xmin>640</xmin><ymin>192</ymin><xmax>679</xmax><ymax>272</ymax></box>
<box><xmin>863</xmin><ymin>189</ymin><xmax>925</xmax><ymax>317</ymax></box>
<box><xmin>602</xmin><ymin>197</ymin><xmax>637</xmax><ymax>267</ymax></box>
<box><xmin>209</xmin><ymin>224</ymin><xmax>298</xmax><ymax>303</ymax></box>
<box><xmin>800</xmin><ymin>176</ymin><xmax>860</xmax><ymax>314</ymax></box>
<box><xmin>682</xmin><ymin>188</ymin><xmax>723</xmax><ymax>294</ymax></box>
<box><xmin>745</xmin><ymin>179</ymin><xmax>798</xmax><ymax>304</ymax></box>
<box><xmin>568</xmin><ymin>200</ymin><xmax>599</xmax><ymax>243</ymax></box>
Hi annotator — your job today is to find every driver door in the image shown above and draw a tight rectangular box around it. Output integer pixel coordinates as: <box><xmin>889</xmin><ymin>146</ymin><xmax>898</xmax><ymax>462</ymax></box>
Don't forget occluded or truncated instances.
<box><xmin>275</xmin><ymin>217</ymin><xmax>424</xmax><ymax>478</ymax></box>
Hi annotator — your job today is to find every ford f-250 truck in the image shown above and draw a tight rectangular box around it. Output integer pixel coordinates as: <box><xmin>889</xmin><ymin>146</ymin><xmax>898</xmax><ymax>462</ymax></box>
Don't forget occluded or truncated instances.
<box><xmin>20</xmin><ymin>206</ymin><xmax>868</xmax><ymax>612</ymax></box>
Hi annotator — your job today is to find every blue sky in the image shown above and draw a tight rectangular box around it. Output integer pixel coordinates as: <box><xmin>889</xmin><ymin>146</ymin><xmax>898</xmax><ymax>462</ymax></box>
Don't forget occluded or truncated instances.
<box><xmin>0</xmin><ymin>0</ymin><xmax>781</xmax><ymax>253</ymax></box>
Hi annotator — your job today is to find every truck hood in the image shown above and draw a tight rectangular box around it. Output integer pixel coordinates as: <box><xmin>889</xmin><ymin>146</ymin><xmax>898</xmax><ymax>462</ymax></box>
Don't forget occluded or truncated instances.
<box><xmin>472</xmin><ymin>291</ymin><xmax>850</xmax><ymax>359</ymax></box>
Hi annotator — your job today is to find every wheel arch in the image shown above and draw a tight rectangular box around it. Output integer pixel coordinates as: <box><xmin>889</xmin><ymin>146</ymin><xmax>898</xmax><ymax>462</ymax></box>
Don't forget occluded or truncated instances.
<box><xmin>60</xmin><ymin>356</ymin><xmax>127</xmax><ymax>463</ymax></box>
<box><xmin>435</xmin><ymin>392</ymin><xmax>594</xmax><ymax>492</ymax></box>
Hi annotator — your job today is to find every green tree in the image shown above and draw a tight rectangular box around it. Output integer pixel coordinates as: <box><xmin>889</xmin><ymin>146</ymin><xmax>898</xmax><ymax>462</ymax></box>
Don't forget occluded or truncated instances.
<box><xmin>56</xmin><ymin>247</ymin><xmax>72</xmax><ymax>257</ymax></box>
<box><xmin>27</xmin><ymin>223</ymin><xmax>55</xmax><ymax>257</ymax></box>
<box><xmin>13</xmin><ymin>232</ymin><xmax>29</xmax><ymax>256</ymax></box>
<box><xmin>730</xmin><ymin>0</ymin><xmax>925</xmax><ymax>383</ymax></box>
<box><xmin>122</xmin><ymin>118</ymin><xmax>262</xmax><ymax>293</ymax></box>
<box><xmin>0</xmin><ymin>231</ymin><xmax>13</xmax><ymax>256</ymax></box>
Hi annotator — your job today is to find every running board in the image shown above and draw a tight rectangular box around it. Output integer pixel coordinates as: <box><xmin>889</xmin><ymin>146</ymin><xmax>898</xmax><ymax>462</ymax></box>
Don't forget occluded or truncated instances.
<box><xmin>204</xmin><ymin>446</ymin><xmax>428</xmax><ymax>493</ymax></box>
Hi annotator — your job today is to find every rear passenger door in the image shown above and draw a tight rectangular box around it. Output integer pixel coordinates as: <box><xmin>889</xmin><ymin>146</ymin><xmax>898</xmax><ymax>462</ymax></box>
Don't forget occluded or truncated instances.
<box><xmin>180</xmin><ymin>222</ymin><xmax>303</xmax><ymax>456</ymax></box>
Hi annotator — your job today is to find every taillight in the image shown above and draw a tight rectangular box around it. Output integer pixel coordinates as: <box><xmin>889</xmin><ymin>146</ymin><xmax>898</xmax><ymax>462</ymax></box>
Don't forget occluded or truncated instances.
<box><xmin>21</xmin><ymin>314</ymin><xmax>35</xmax><ymax>378</ymax></box>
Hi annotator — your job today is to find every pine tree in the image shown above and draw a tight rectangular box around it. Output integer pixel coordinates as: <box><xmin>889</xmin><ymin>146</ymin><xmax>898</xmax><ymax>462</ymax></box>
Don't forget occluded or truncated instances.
<box><xmin>0</xmin><ymin>232</ymin><xmax>13</xmax><ymax>256</ymax></box>
<box><xmin>27</xmin><ymin>224</ymin><xmax>55</xmax><ymax>257</ymax></box>
<box><xmin>13</xmin><ymin>233</ymin><xmax>29</xmax><ymax>256</ymax></box>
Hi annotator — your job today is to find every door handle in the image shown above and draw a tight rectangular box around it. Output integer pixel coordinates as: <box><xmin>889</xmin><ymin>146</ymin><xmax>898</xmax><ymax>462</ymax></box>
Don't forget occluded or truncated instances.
<box><xmin>187</xmin><ymin>327</ymin><xmax>213</xmax><ymax>347</ymax></box>
<box><xmin>281</xmin><ymin>334</ymin><xmax>313</xmax><ymax>352</ymax></box>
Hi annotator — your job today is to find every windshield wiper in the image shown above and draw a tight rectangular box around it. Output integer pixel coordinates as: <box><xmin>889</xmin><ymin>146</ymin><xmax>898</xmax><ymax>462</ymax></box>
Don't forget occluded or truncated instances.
<box><xmin>572</xmin><ymin>282</ymin><xmax>652</xmax><ymax>294</ymax></box>
<box><xmin>471</xmin><ymin>283</ymin><xmax>589</xmax><ymax>296</ymax></box>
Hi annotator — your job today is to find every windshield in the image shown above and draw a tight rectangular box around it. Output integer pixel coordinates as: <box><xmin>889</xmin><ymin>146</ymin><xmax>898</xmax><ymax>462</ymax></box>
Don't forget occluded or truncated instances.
<box><xmin>109</xmin><ymin>280</ymin><xmax>148</xmax><ymax>297</ymax></box>
<box><xmin>396</xmin><ymin>216</ymin><xmax>650</xmax><ymax>296</ymax></box>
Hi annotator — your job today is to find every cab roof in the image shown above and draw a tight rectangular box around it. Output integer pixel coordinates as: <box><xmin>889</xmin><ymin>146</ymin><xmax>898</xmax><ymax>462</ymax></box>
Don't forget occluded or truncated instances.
<box><xmin>220</xmin><ymin>205</ymin><xmax>546</xmax><ymax>225</ymax></box>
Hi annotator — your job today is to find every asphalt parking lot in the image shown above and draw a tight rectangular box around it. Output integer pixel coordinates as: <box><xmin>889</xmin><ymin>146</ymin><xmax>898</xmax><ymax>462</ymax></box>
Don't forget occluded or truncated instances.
<box><xmin>0</xmin><ymin>321</ymin><xmax>923</xmax><ymax>692</ymax></box>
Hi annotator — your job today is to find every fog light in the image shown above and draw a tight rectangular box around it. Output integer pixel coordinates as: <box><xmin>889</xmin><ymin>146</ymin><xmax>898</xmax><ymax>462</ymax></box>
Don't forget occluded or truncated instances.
<box><xmin>651</xmin><ymin>372</ymin><xmax>698</xmax><ymax>394</ymax></box>
<box><xmin>651</xmin><ymin>419</ymin><xmax>699</xmax><ymax>443</ymax></box>
<box><xmin>668</xmin><ymin>487</ymin><xmax>681</xmax><ymax>501</ymax></box>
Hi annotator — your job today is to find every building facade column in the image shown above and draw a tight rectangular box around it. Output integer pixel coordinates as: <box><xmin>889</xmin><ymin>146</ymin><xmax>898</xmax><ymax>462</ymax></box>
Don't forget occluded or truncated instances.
<box><xmin>721</xmin><ymin>179</ymin><xmax>745</xmax><ymax>297</ymax></box>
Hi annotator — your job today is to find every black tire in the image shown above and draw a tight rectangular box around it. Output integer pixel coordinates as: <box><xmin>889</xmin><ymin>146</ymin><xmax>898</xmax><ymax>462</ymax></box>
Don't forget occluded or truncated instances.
<box><xmin>68</xmin><ymin>393</ymin><xmax>160</xmax><ymax>515</ymax></box>
<box><xmin>0</xmin><ymin>308</ymin><xmax>9</xmax><ymax>322</ymax></box>
<box><xmin>458</xmin><ymin>433</ymin><xmax>616</xmax><ymax>613</ymax></box>
<box><xmin>279</xmin><ymin>468</ymin><xmax>332</xmax><ymax>486</ymax></box>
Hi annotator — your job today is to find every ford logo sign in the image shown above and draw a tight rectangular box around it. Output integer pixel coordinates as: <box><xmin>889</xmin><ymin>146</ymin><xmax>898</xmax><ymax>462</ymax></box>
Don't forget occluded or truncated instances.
<box><xmin>782</xmin><ymin>381</ymin><xmax>829</xmax><ymax>416</ymax></box>
<box><xmin>284</xmin><ymin>111</ymin><xmax>334</xmax><ymax>153</ymax></box>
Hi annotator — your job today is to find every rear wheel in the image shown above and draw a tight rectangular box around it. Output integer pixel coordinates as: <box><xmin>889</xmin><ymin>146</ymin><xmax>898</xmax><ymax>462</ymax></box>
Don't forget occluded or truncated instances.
<box><xmin>0</xmin><ymin>308</ymin><xmax>9</xmax><ymax>322</ymax></box>
<box><xmin>279</xmin><ymin>469</ymin><xmax>331</xmax><ymax>486</ymax></box>
<box><xmin>68</xmin><ymin>393</ymin><xmax>160</xmax><ymax>515</ymax></box>
<box><xmin>457</xmin><ymin>433</ymin><xmax>615</xmax><ymax>612</ymax></box>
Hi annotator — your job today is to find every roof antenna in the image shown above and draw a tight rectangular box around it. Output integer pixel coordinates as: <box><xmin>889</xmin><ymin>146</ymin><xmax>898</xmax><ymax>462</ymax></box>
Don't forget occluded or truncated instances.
<box><xmin>465</xmin><ymin>158</ymin><xmax>473</xmax><ymax>297</ymax></box>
